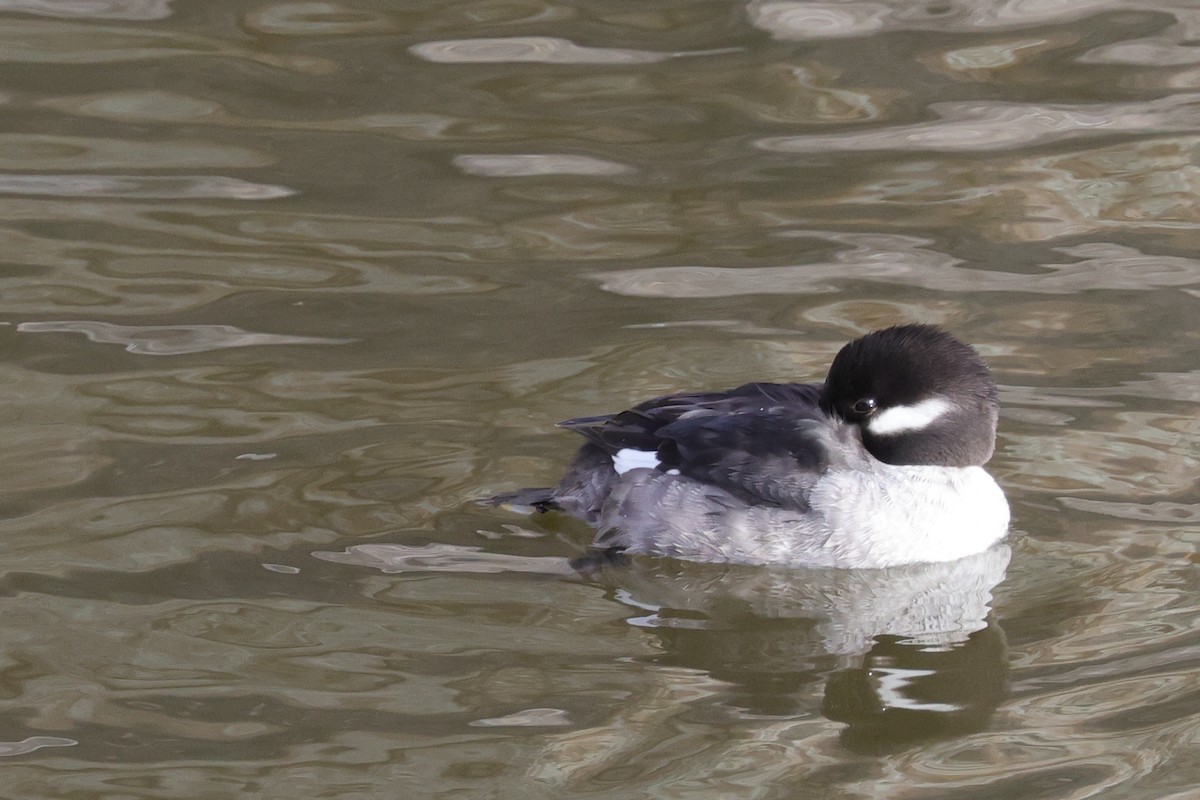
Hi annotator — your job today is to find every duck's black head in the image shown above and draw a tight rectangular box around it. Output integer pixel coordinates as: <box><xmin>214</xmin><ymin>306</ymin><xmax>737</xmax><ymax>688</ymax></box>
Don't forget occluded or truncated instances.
<box><xmin>820</xmin><ymin>325</ymin><xmax>1000</xmax><ymax>467</ymax></box>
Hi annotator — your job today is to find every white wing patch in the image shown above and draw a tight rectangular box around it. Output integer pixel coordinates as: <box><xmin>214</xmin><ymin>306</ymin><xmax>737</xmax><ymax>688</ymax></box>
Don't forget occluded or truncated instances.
<box><xmin>612</xmin><ymin>448</ymin><xmax>660</xmax><ymax>475</ymax></box>
<box><xmin>867</xmin><ymin>397</ymin><xmax>951</xmax><ymax>436</ymax></box>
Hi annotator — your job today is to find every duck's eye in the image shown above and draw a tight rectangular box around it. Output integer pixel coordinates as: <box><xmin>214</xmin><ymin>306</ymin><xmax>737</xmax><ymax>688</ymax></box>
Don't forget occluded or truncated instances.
<box><xmin>852</xmin><ymin>397</ymin><xmax>877</xmax><ymax>416</ymax></box>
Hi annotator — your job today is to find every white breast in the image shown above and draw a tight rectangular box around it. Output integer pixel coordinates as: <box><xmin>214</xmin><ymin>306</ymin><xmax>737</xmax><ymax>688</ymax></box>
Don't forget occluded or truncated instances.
<box><xmin>809</xmin><ymin>465</ymin><xmax>1010</xmax><ymax>569</ymax></box>
<box><xmin>596</xmin><ymin>464</ymin><xmax>1009</xmax><ymax>570</ymax></box>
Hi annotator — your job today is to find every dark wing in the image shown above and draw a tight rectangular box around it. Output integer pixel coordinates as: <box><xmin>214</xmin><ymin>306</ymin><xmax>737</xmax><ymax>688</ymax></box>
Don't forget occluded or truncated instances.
<box><xmin>560</xmin><ymin>382</ymin><xmax>844</xmax><ymax>510</ymax></box>
<box><xmin>655</xmin><ymin>409</ymin><xmax>837</xmax><ymax>509</ymax></box>
<box><xmin>559</xmin><ymin>382</ymin><xmax>823</xmax><ymax>449</ymax></box>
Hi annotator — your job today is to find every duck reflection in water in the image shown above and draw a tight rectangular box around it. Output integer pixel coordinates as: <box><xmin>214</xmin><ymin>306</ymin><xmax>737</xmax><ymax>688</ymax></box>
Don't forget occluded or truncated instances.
<box><xmin>583</xmin><ymin>543</ymin><xmax>1011</xmax><ymax>753</ymax></box>
<box><xmin>318</xmin><ymin>538</ymin><xmax>1011</xmax><ymax>753</ymax></box>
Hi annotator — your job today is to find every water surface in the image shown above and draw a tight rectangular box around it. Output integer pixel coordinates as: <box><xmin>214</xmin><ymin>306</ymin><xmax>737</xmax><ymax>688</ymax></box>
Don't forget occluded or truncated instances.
<box><xmin>0</xmin><ymin>1</ymin><xmax>1197</xmax><ymax>798</ymax></box>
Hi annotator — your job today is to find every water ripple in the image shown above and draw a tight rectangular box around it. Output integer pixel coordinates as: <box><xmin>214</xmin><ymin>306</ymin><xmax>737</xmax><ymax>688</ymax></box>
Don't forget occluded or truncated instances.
<box><xmin>0</xmin><ymin>133</ymin><xmax>273</xmax><ymax>169</ymax></box>
<box><xmin>453</xmin><ymin>154</ymin><xmax>634</xmax><ymax>177</ymax></box>
<box><xmin>749</xmin><ymin>1</ymin><xmax>1196</xmax><ymax>40</ymax></box>
<box><xmin>470</xmin><ymin>708</ymin><xmax>573</xmax><ymax>727</ymax></box>
<box><xmin>17</xmin><ymin>320</ymin><xmax>353</xmax><ymax>355</ymax></box>
<box><xmin>825</xmin><ymin>135</ymin><xmax>1200</xmax><ymax>240</ymax></box>
<box><xmin>42</xmin><ymin>89</ymin><xmax>651</xmax><ymax>144</ymax></box>
<box><xmin>757</xmin><ymin>95</ymin><xmax>1200</xmax><ymax>154</ymax></box>
<box><xmin>0</xmin><ymin>173</ymin><xmax>293</xmax><ymax>199</ymax></box>
<box><xmin>0</xmin><ymin>736</ymin><xmax>78</xmax><ymax>756</ymax></box>
<box><xmin>1081</xmin><ymin>6</ymin><xmax>1200</xmax><ymax>66</ymax></box>
<box><xmin>1058</xmin><ymin>498</ymin><xmax>1200</xmax><ymax>523</ymax></box>
<box><xmin>0</xmin><ymin>19</ymin><xmax>333</xmax><ymax>73</ymax></box>
<box><xmin>242</xmin><ymin>2</ymin><xmax>396</xmax><ymax>36</ymax></box>
<box><xmin>1108</xmin><ymin>371</ymin><xmax>1200</xmax><ymax>403</ymax></box>
<box><xmin>1</xmin><ymin>0</ymin><xmax>171</xmax><ymax>20</ymax></box>
<box><xmin>592</xmin><ymin>235</ymin><xmax>1200</xmax><ymax>297</ymax></box>
<box><xmin>410</xmin><ymin>36</ymin><xmax>734</xmax><ymax>65</ymax></box>
<box><xmin>312</xmin><ymin>543</ymin><xmax>577</xmax><ymax>576</ymax></box>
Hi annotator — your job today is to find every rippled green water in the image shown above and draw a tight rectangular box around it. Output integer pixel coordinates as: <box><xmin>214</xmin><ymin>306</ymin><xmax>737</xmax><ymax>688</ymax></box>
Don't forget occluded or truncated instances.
<box><xmin>0</xmin><ymin>1</ymin><xmax>1197</xmax><ymax>798</ymax></box>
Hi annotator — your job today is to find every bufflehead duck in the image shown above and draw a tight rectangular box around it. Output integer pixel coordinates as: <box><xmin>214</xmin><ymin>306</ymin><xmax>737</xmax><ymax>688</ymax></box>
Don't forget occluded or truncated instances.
<box><xmin>491</xmin><ymin>325</ymin><xmax>1009</xmax><ymax>569</ymax></box>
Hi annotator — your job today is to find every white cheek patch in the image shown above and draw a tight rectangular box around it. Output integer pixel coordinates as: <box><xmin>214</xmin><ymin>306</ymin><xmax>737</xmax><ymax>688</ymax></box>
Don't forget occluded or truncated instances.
<box><xmin>612</xmin><ymin>448</ymin><xmax>661</xmax><ymax>475</ymax></box>
<box><xmin>867</xmin><ymin>397</ymin><xmax>951</xmax><ymax>436</ymax></box>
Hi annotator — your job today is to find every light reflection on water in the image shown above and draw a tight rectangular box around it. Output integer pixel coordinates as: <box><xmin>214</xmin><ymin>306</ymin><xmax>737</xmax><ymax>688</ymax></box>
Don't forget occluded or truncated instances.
<box><xmin>408</xmin><ymin>36</ymin><xmax>717</xmax><ymax>65</ymax></box>
<box><xmin>0</xmin><ymin>0</ymin><xmax>1197</xmax><ymax>798</ymax></box>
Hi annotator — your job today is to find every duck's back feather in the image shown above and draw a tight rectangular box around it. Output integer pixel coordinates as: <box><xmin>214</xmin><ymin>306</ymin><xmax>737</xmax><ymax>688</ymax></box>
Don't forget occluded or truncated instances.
<box><xmin>554</xmin><ymin>382</ymin><xmax>859</xmax><ymax>514</ymax></box>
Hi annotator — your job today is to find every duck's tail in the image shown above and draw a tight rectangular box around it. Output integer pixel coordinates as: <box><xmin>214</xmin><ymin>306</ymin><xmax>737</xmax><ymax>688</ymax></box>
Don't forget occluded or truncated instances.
<box><xmin>479</xmin><ymin>487</ymin><xmax>559</xmax><ymax>513</ymax></box>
